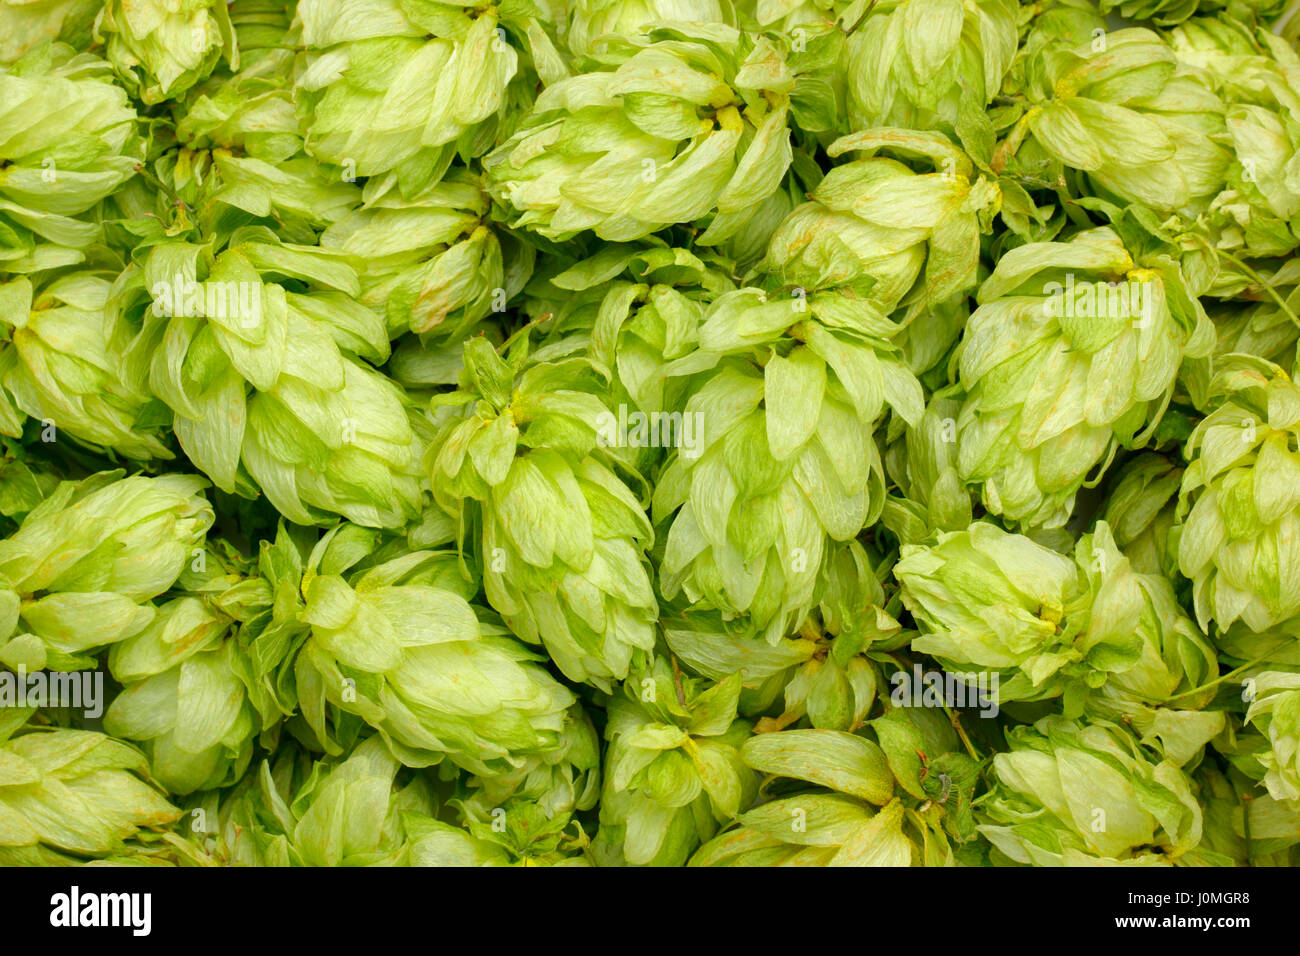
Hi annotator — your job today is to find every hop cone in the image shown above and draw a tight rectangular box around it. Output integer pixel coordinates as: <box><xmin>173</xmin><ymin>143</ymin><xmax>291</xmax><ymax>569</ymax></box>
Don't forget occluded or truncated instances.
<box><xmin>1245</xmin><ymin>671</ymin><xmax>1300</xmax><ymax>804</ymax></box>
<box><xmin>294</xmin><ymin>526</ymin><xmax>578</xmax><ymax>773</ymax></box>
<box><xmin>762</xmin><ymin>129</ymin><xmax>1000</xmax><ymax>316</ymax></box>
<box><xmin>0</xmin><ymin>273</ymin><xmax>169</xmax><ymax>459</ymax></box>
<box><xmin>955</xmin><ymin>227</ymin><xmax>1213</xmax><ymax>529</ymax></box>
<box><xmin>750</xmin><ymin>540</ymin><xmax>893</xmax><ymax>733</ymax></box>
<box><xmin>592</xmin><ymin>665</ymin><xmax>757</xmax><ymax>867</ymax></box>
<box><xmin>139</xmin><ymin>233</ymin><xmax>423</xmax><ymax>529</ymax></box>
<box><xmin>518</xmin><ymin>243</ymin><xmax>735</xmax><ymax>442</ymax></box>
<box><xmin>162</xmin><ymin>2</ymin><xmax>360</xmax><ymax>237</ymax></box>
<box><xmin>898</xmin><ymin>519</ymin><xmax>1219</xmax><ymax>731</ymax></box>
<box><xmin>1167</xmin><ymin>15</ymin><xmax>1300</xmax><ymax>261</ymax></box>
<box><xmin>1173</xmin><ymin>357</ymin><xmax>1300</xmax><ymax>633</ymax></box>
<box><xmin>1205</xmin><ymin>277</ymin><xmax>1300</xmax><ymax>375</ymax></box>
<box><xmin>0</xmin><ymin>471</ymin><xmax>213</xmax><ymax>671</ymax></box>
<box><xmin>408</xmin><ymin>799</ymin><xmax>592</xmax><ymax>867</ymax></box>
<box><xmin>896</xmin><ymin>520</ymin><xmax>1090</xmax><ymax>704</ymax></box>
<box><xmin>844</xmin><ymin>0</ymin><xmax>1019</xmax><ymax>157</ymax></box>
<box><xmin>566</xmin><ymin>0</ymin><xmax>727</xmax><ymax>57</ymax></box>
<box><xmin>104</xmin><ymin>596</ymin><xmax>257</xmax><ymax>795</ymax></box>
<box><xmin>0</xmin><ymin>723</ymin><xmax>179</xmax><ymax>866</ymax></box>
<box><xmin>295</xmin><ymin>0</ymin><xmax>522</xmax><ymax>196</ymax></box>
<box><xmin>0</xmin><ymin>0</ymin><xmax>100</xmax><ymax>63</ymax></box>
<box><xmin>181</xmin><ymin>736</ymin><xmax>438</xmax><ymax>866</ymax></box>
<box><xmin>320</xmin><ymin>171</ymin><xmax>526</xmax><ymax>348</ymax></box>
<box><xmin>693</xmin><ymin>723</ymin><xmax>975</xmax><ymax>866</ymax></box>
<box><xmin>94</xmin><ymin>0</ymin><xmax>234</xmax><ymax>104</ymax></box>
<box><xmin>485</xmin><ymin>26</ymin><xmax>794</xmax><ymax>243</ymax></box>
<box><xmin>431</xmin><ymin>338</ymin><xmax>658</xmax><ymax>689</ymax></box>
<box><xmin>1001</xmin><ymin>27</ymin><xmax>1231</xmax><ymax>214</ymax></box>
<box><xmin>1074</xmin><ymin>524</ymin><xmax>1222</xmax><ymax>763</ymax></box>
<box><xmin>692</xmin><ymin>794</ymin><xmax>916</xmax><ymax>866</ymax></box>
<box><xmin>977</xmin><ymin>716</ymin><xmax>1203</xmax><ymax>865</ymax></box>
<box><xmin>0</xmin><ymin>44</ymin><xmax>143</xmax><ymax>271</ymax></box>
<box><xmin>455</xmin><ymin>709</ymin><xmax>601</xmax><ymax>821</ymax></box>
<box><xmin>654</xmin><ymin>287</ymin><xmax>921</xmax><ymax>643</ymax></box>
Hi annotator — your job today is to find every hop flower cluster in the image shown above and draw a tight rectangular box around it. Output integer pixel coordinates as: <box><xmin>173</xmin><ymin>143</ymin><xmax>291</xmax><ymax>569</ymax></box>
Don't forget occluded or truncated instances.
<box><xmin>1</xmin><ymin>0</ymin><xmax>1299</xmax><ymax>868</ymax></box>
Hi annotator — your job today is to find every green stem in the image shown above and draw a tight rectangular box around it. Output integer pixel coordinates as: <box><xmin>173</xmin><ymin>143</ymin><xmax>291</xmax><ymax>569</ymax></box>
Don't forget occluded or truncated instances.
<box><xmin>1162</xmin><ymin>655</ymin><xmax>1271</xmax><ymax>704</ymax></box>
<box><xmin>943</xmin><ymin>702</ymin><xmax>981</xmax><ymax>761</ymax></box>
<box><xmin>132</xmin><ymin>161</ymin><xmax>189</xmax><ymax>212</ymax></box>
<box><xmin>670</xmin><ymin>653</ymin><xmax>687</xmax><ymax>708</ymax></box>
<box><xmin>496</xmin><ymin>311</ymin><xmax>549</xmax><ymax>354</ymax></box>
<box><xmin>1216</xmin><ymin>250</ymin><xmax>1300</xmax><ymax>331</ymax></box>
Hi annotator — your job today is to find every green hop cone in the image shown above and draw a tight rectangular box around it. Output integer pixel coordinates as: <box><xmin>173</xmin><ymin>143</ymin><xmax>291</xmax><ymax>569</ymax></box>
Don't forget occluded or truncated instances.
<box><xmin>1000</xmin><ymin>27</ymin><xmax>1231</xmax><ymax>214</ymax></box>
<box><xmin>895</xmin><ymin>520</ymin><xmax>1090</xmax><ymax>705</ymax></box>
<box><xmin>410</xmin><ymin>799</ymin><xmax>592</xmax><ymax>867</ymax></box>
<box><xmin>1173</xmin><ymin>357</ymin><xmax>1300</xmax><ymax>633</ymax></box>
<box><xmin>0</xmin><ymin>471</ymin><xmax>213</xmax><ymax>671</ymax></box>
<box><xmin>161</xmin><ymin>4</ymin><xmax>361</xmax><ymax>238</ymax></box>
<box><xmin>662</xmin><ymin>613</ymin><xmax>820</xmax><ymax>718</ymax></box>
<box><xmin>592</xmin><ymin>664</ymin><xmax>757</xmax><ymax>866</ymax></box>
<box><xmin>897</xmin><ymin>519</ymin><xmax>1220</xmax><ymax>730</ymax></box>
<box><xmin>1075</xmin><ymin>523</ymin><xmax>1223</xmax><ymax>763</ymax></box>
<box><xmin>976</xmin><ymin>715</ymin><xmax>1203</xmax><ymax>865</ymax></box>
<box><xmin>692</xmin><ymin>721</ymin><xmax>978</xmax><ymax>866</ymax></box>
<box><xmin>566</xmin><ymin>0</ymin><xmax>728</xmax><ymax>57</ymax></box>
<box><xmin>653</xmin><ymin>286</ymin><xmax>921</xmax><ymax>643</ymax></box>
<box><xmin>295</xmin><ymin>0</ymin><xmax>522</xmax><ymax>197</ymax></box>
<box><xmin>104</xmin><ymin>596</ymin><xmax>257</xmax><ymax>795</ymax></box>
<box><xmin>94</xmin><ymin>0</ymin><xmax>235</xmax><ymax>104</ymax></box>
<box><xmin>485</xmin><ymin>26</ymin><xmax>794</xmax><ymax>243</ymax></box>
<box><xmin>1244</xmin><ymin>670</ymin><xmax>1300</xmax><ymax>804</ymax></box>
<box><xmin>1167</xmin><ymin>16</ymin><xmax>1300</xmax><ymax>261</ymax></box>
<box><xmin>955</xmin><ymin>227</ymin><xmax>1214</xmax><ymax>529</ymax></box>
<box><xmin>0</xmin><ymin>720</ymin><xmax>180</xmax><ymax>866</ymax></box>
<box><xmin>1202</xmin><ymin>265</ymin><xmax>1300</xmax><ymax>376</ymax></box>
<box><xmin>518</xmin><ymin>243</ymin><xmax>736</xmax><ymax>451</ymax></box>
<box><xmin>182</xmin><ymin>736</ymin><xmax>439</xmax><ymax>866</ymax></box>
<box><xmin>0</xmin><ymin>272</ymin><xmax>170</xmax><ymax>459</ymax></box>
<box><xmin>320</xmin><ymin>170</ymin><xmax>530</xmax><ymax>348</ymax></box>
<box><xmin>294</xmin><ymin>525</ymin><xmax>578</xmax><ymax>774</ymax></box>
<box><xmin>844</xmin><ymin>0</ymin><xmax>1019</xmax><ymax>160</ymax></box>
<box><xmin>0</xmin><ymin>0</ymin><xmax>100</xmax><ymax>63</ymax></box>
<box><xmin>883</xmin><ymin>392</ymin><xmax>975</xmax><ymax>544</ymax></box>
<box><xmin>0</xmin><ymin>44</ymin><xmax>144</xmax><ymax>272</ymax></box>
<box><xmin>690</xmin><ymin>795</ymin><xmax>936</xmax><ymax>866</ymax></box>
<box><xmin>454</xmin><ymin>708</ymin><xmax>601</xmax><ymax>821</ymax></box>
<box><xmin>136</xmin><ymin>232</ymin><xmax>424</xmax><ymax>529</ymax></box>
<box><xmin>173</xmin><ymin>523</ymin><xmax>320</xmax><ymax>739</ymax></box>
<box><xmin>749</xmin><ymin>540</ymin><xmax>893</xmax><ymax>732</ymax></box>
<box><xmin>431</xmin><ymin>337</ymin><xmax>658</xmax><ymax>689</ymax></box>
<box><xmin>761</xmin><ymin>129</ymin><xmax>1000</xmax><ymax>317</ymax></box>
